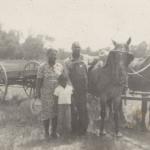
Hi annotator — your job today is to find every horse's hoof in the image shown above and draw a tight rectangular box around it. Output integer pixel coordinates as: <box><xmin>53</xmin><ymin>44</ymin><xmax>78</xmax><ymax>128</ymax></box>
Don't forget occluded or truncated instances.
<box><xmin>113</xmin><ymin>132</ymin><xmax>123</xmax><ymax>138</ymax></box>
<box><xmin>100</xmin><ymin>130</ymin><xmax>106</xmax><ymax>136</ymax></box>
<box><xmin>141</xmin><ymin>127</ymin><xmax>147</xmax><ymax>132</ymax></box>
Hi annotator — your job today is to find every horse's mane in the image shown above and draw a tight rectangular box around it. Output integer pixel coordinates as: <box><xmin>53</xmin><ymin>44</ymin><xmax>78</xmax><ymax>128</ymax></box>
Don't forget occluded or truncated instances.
<box><xmin>88</xmin><ymin>51</ymin><xmax>113</xmax><ymax>71</ymax></box>
<box><xmin>88</xmin><ymin>51</ymin><xmax>114</xmax><ymax>95</ymax></box>
<box><xmin>88</xmin><ymin>59</ymin><xmax>99</xmax><ymax>71</ymax></box>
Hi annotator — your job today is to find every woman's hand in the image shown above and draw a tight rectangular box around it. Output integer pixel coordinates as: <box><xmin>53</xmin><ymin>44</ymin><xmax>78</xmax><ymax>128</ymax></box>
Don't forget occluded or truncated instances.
<box><xmin>53</xmin><ymin>95</ymin><xmax>58</xmax><ymax>113</ymax></box>
<box><xmin>35</xmin><ymin>78</ymin><xmax>43</xmax><ymax>99</ymax></box>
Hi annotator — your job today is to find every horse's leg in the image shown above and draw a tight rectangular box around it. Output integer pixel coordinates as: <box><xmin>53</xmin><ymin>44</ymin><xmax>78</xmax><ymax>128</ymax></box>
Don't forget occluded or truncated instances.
<box><xmin>119</xmin><ymin>99</ymin><xmax>127</xmax><ymax>126</ymax></box>
<box><xmin>100</xmin><ymin>95</ymin><xmax>107</xmax><ymax>135</ymax></box>
<box><xmin>107</xmin><ymin>99</ymin><xmax>113</xmax><ymax>121</ymax></box>
<box><xmin>113</xmin><ymin>96</ymin><xmax>122</xmax><ymax>137</ymax></box>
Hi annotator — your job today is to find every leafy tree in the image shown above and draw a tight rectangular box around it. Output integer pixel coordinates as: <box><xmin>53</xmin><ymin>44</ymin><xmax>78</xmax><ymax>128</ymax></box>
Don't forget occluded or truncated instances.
<box><xmin>0</xmin><ymin>29</ymin><xmax>21</xmax><ymax>59</ymax></box>
<box><xmin>57</xmin><ymin>48</ymin><xmax>70</xmax><ymax>60</ymax></box>
<box><xmin>22</xmin><ymin>35</ymin><xmax>44</xmax><ymax>59</ymax></box>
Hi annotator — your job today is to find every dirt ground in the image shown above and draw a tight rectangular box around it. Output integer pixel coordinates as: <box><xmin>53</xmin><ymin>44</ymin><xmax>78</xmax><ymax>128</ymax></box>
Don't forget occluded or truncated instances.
<box><xmin>0</xmin><ymin>97</ymin><xmax>150</xmax><ymax>150</ymax></box>
<box><xmin>0</xmin><ymin>119</ymin><xmax>150</xmax><ymax>150</ymax></box>
<box><xmin>0</xmin><ymin>79</ymin><xmax>150</xmax><ymax>150</ymax></box>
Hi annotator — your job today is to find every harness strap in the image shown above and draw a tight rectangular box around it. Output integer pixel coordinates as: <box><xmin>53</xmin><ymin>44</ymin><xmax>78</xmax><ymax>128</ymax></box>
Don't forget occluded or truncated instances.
<box><xmin>128</xmin><ymin>66</ymin><xmax>150</xmax><ymax>83</ymax></box>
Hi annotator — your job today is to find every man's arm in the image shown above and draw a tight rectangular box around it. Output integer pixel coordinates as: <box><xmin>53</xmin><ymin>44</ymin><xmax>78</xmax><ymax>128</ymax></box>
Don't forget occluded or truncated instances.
<box><xmin>83</xmin><ymin>63</ymin><xmax>88</xmax><ymax>91</ymax></box>
<box><xmin>63</xmin><ymin>60</ymin><xmax>73</xmax><ymax>87</ymax></box>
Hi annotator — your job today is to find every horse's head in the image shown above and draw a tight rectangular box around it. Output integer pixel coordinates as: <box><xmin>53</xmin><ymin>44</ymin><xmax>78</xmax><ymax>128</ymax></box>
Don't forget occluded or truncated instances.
<box><xmin>106</xmin><ymin>38</ymin><xmax>134</xmax><ymax>85</ymax></box>
<box><xmin>112</xmin><ymin>37</ymin><xmax>131</xmax><ymax>52</ymax></box>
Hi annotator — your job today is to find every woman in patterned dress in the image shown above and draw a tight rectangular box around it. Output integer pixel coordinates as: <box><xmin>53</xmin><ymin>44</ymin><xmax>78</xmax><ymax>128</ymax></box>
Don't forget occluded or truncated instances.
<box><xmin>36</xmin><ymin>49</ymin><xmax>63</xmax><ymax>140</ymax></box>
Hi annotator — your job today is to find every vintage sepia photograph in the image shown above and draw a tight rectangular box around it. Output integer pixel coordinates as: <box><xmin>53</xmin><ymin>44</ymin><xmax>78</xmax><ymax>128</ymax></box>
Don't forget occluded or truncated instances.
<box><xmin>0</xmin><ymin>0</ymin><xmax>149</xmax><ymax>149</ymax></box>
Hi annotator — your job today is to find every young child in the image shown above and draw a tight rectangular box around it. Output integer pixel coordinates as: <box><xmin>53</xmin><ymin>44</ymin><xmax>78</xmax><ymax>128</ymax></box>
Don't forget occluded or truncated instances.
<box><xmin>53</xmin><ymin>74</ymin><xmax>73</xmax><ymax>135</ymax></box>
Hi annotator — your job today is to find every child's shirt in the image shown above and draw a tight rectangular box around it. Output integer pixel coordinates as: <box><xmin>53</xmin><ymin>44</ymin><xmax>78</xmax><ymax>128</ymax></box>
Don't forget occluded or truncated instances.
<box><xmin>54</xmin><ymin>85</ymin><xmax>73</xmax><ymax>104</ymax></box>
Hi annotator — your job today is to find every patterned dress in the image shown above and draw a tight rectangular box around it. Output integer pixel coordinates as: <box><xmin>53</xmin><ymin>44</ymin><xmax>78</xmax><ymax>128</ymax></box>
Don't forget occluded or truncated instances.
<box><xmin>37</xmin><ymin>62</ymin><xmax>63</xmax><ymax>120</ymax></box>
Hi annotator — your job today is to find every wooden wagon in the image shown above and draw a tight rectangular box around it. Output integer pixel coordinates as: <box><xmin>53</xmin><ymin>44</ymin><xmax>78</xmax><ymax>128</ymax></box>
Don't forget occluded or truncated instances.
<box><xmin>121</xmin><ymin>61</ymin><xmax>150</xmax><ymax>130</ymax></box>
<box><xmin>0</xmin><ymin>60</ymin><xmax>40</xmax><ymax>101</ymax></box>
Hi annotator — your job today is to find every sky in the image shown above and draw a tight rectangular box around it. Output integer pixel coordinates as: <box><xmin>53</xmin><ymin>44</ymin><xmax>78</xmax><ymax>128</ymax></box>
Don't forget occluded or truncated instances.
<box><xmin>0</xmin><ymin>0</ymin><xmax>150</xmax><ymax>51</ymax></box>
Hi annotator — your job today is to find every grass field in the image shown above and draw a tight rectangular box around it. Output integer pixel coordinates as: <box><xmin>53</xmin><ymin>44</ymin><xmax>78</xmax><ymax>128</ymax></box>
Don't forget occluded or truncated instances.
<box><xmin>0</xmin><ymin>100</ymin><xmax>150</xmax><ymax>150</ymax></box>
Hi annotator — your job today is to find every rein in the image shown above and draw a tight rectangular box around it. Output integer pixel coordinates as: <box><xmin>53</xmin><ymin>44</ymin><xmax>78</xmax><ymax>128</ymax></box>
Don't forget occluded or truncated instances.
<box><xmin>128</xmin><ymin>66</ymin><xmax>150</xmax><ymax>83</ymax></box>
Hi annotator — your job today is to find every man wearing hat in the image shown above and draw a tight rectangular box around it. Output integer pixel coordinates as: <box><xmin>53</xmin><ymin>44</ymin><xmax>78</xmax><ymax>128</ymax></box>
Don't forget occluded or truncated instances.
<box><xmin>64</xmin><ymin>42</ymin><xmax>89</xmax><ymax>136</ymax></box>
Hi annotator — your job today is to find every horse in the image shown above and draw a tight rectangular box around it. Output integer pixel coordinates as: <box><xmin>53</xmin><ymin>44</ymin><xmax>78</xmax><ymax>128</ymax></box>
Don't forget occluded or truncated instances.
<box><xmin>88</xmin><ymin>38</ymin><xmax>134</xmax><ymax>136</ymax></box>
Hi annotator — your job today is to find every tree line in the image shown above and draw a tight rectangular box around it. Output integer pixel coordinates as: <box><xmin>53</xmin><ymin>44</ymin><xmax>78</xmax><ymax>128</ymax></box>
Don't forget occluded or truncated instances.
<box><xmin>0</xmin><ymin>26</ymin><xmax>54</xmax><ymax>60</ymax></box>
<box><xmin>0</xmin><ymin>26</ymin><xmax>149</xmax><ymax>60</ymax></box>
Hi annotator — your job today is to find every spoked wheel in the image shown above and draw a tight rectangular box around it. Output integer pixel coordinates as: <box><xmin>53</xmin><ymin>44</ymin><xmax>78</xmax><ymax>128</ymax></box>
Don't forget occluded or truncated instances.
<box><xmin>23</xmin><ymin>61</ymin><xmax>40</xmax><ymax>98</ymax></box>
<box><xmin>0</xmin><ymin>63</ymin><xmax>8</xmax><ymax>102</ymax></box>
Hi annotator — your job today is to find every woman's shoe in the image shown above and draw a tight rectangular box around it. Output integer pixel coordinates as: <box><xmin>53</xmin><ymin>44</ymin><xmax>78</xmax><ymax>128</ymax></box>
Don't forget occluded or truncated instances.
<box><xmin>113</xmin><ymin>132</ymin><xmax>123</xmax><ymax>138</ymax></box>
<box><xmin>51</xmin><ymin>132</ymin><xmax>59</xmax><ymax>139</ymax></box>
<box><xmin>44</xmin><ymin>133</ymin><xmax>50</xmax><ymax>141</ymax></box>
<box><xmin>99</xmin><ymin>130</ymin><xmax>106</xmax><ymax>136</ymax></box>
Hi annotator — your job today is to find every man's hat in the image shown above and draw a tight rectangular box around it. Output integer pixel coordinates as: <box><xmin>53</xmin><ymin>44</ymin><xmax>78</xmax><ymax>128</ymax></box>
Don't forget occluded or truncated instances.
<box><xmin>72</xmin><ymin>41</ymin><xmax>81</xmax><ymax>49</ymax></box>
<box><xmin>46</xmin><ymin>48</ymin><xmax>57</xmax><ymax>55</ymax></box>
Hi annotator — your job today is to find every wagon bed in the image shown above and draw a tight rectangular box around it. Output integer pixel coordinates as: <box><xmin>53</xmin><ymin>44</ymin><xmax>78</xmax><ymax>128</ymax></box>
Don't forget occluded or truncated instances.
<box><xmin>0</xmin><ymin>61</ymin><xmax>40</xmax><ymax>101</ymax></box>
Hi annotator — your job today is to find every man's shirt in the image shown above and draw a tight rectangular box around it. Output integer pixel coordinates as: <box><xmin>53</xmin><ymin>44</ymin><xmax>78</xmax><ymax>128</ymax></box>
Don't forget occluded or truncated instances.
<box><xmin>64</xmin><ymin>55</ymin><xmax>88</xmax><ymax>93</ymax></box>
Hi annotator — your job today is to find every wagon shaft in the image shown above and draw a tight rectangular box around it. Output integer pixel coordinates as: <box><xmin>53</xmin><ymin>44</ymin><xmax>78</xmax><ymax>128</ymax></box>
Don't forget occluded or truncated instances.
<box><xmin>128</xmin><ymin>63</ymin><xmax>150</xmax><ymax>91</ymax></box>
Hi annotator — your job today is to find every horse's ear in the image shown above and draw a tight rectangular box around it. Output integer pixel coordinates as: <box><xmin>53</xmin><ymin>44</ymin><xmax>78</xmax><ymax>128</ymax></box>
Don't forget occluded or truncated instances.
<box><xmin>126</xmin><ymin>37</ymin><xmax>131</xmax><ymax>46</ymax></box>
<box><xmin>112</xmin><ymin>40</ymin><xmax>117</xmax><ymax>47</ymax></box>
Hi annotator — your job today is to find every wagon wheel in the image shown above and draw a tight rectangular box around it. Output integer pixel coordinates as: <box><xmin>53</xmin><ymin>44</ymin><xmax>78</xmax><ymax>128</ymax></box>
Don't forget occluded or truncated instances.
<box><xmin>23</xmin><ymin>61</ymin><xmax>40</xmax><ymax>98</ymax></box>
<box><xmin>0</xmin><ymin>63</ymin><xmax>8</xmax><ymax>101</ymax></box>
